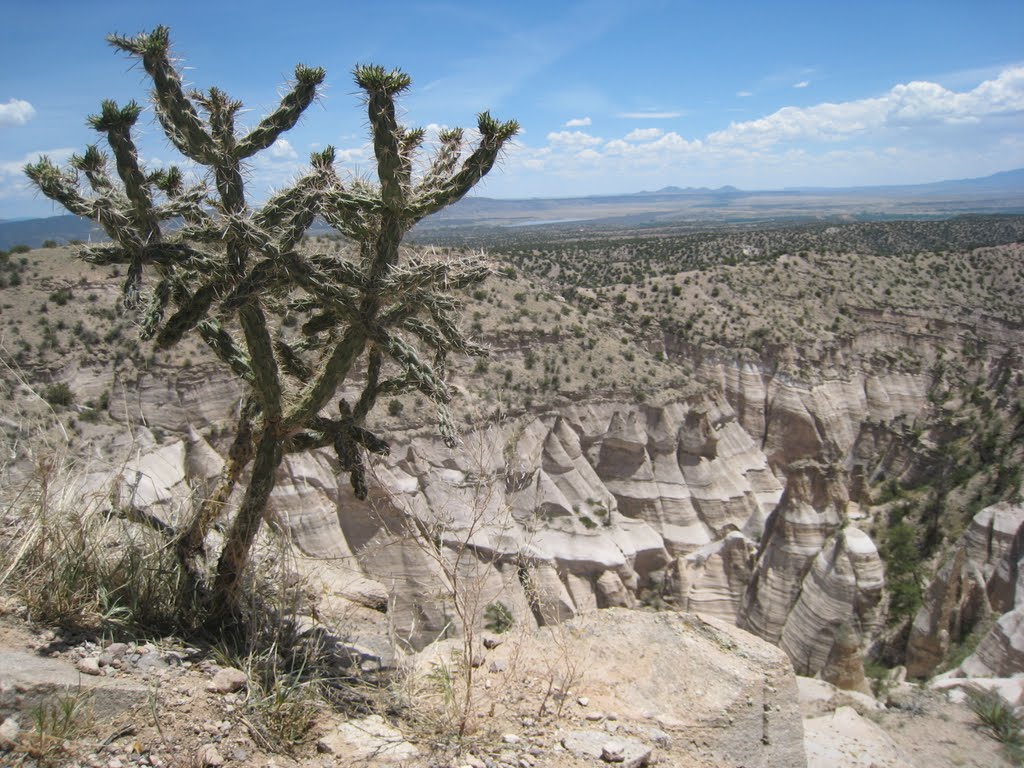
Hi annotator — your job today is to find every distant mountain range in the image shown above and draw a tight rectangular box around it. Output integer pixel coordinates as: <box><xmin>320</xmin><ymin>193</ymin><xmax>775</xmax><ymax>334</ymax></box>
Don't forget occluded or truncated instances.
<box><xmin>3</xmin><ymin>169</ymin><xmax>1023</xmax><ymax>250</ymax></box>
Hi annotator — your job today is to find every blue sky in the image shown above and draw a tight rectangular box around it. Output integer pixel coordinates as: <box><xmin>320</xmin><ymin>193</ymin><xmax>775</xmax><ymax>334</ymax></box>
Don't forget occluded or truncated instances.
<box><xmin>2</xmin><ymin>0</ymin><xmax>1022</xmax><ymax>218</ymax></box>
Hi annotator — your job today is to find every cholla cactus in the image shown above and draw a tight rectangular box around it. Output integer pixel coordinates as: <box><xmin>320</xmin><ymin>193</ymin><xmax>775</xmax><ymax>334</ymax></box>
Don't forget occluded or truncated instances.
<box><xmin>25</xmin><ymin>26</ymin><xmax>518</xmax><ymax>605</ymax></box>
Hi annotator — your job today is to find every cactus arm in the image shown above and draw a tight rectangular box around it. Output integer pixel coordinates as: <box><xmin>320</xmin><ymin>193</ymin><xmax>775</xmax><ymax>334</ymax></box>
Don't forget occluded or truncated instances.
<box><xmin>283</xmin><ymin>327</ymin><xmax>366</xmax><ymax>431</ymax></box>
<box><xmin>238</xmin><ymin>303</ymin><xmax>283</xmax><ymax>422</ymax></box>
<box><xmin>88</xmin><ymin>100</ymin><xmax>161</xmax><ymax>245</ymax></box>
<box><xmin>352</xmin><ymin>347</ymin><xmax>383</xmax><ymax>421</ymax></box>
<box><xmin>71</xmin><ymin>145</ymin><xmax>115</xmax><ymax>194</ymax></box>
<box><xmin>235</xmin><ymin>65</ymin><xmax>326</xmax><ymax>160</ymax></box>
<box><xmin>416</xmin><ymin>128</ymin><xmax>465</xmax><ymax>192</ymax></box>
<box><xmin>156</xmin><ymin>283</ymin><xmax>220</xmax><ymax>348</ymax></box>
<box><xmin>108</xmin><ymin>26</ymin><xmax>217</xmax><ymax>165</ymax></box>
<box><xmin>354</xmin><ymin>65</ymin><xmax>411</xmax><ymax>211</ymax></box>
<box><xmin>409</xmin><ymin>112</ymin><xmax>519</xmax><ymax>221</ymax></box>
<box><xmin>24</xmin><ymin>157</ymin><xmax>137</xmax><ymax>245</ymax></box>
<box><xmin>197</xmin><ymin>320</ymin><xmax>254</xmax><ymax>382</ymax></box>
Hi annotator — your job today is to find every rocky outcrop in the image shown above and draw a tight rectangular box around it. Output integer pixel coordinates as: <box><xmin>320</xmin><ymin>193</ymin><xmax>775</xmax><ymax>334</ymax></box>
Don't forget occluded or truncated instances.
<box><xmin>257</xmin><ymin>399</ymin><xmax>786</xmax><ymax>649</ymax></box>
<box><xmin>906</xmin><ymin>502</ymin><xmax>1024</xmax><ymax>678</ymax></box>
<box><xmin>68</xmin><ymin>377</ymin><xmax>886</xmax><ymax>667</ymax></box>
<box><xmin>45</xmin><ymin>351</ymin><xmax>902</xmax><ymax>671</ymax></box>
<box><xmin>675</xmin><ymin>531</ymin><xmax>758</xmax><ymax>623</ymax></box>
<box><xmin>821</xmin><ymin>628</ymin><xmax>872</xmax><ymax>695</ymax></box>
<box><xmin>691</xmin><ymin>356</ymin><xmax>932</xmax><ymax>472</ymax></box>
<box><xmin>960</xmin><ymin>609</ymin><xmax>1024</xmax><ymax>677</ymax></box>
<box><xmin>456</xmin><ymin>609</ymin><xmax>808</xmax><ymax>768</ymax></box>
<box><xmin>740</xmin><ymin>463</ymin><xmax>884</xmax><ymax>676</ymax></box>
<box><xmin>905</xmin><ymin>548</ymin><xmax>988</xmax><ymax>678</ymax></box>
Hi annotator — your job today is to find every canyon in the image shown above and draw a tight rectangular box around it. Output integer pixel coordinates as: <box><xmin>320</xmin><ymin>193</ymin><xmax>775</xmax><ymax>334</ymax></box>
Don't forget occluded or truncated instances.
<box><xmin>3</xmin><ymin>222</ymin><xmax>1023</xmax><ymax>765</ymax></box>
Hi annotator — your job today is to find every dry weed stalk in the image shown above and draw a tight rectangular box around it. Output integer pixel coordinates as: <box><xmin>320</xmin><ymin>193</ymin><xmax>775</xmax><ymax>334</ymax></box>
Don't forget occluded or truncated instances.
<box><xmin>365</xmin><ymin>420</ymin><xmax>526</xmax><ymax>742</ymax></box>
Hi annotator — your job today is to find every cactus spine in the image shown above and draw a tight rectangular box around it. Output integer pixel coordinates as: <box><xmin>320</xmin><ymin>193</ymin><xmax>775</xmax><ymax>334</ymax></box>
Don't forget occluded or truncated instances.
<box><xmin>25</xmin><ymin>27</ymin><xmax>518</xmax><ymax>608</ymax></box>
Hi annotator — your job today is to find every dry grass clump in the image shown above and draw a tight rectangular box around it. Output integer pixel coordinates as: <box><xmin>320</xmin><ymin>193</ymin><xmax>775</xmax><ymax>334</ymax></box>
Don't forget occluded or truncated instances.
<box><xmin>965</xmin><ymin>687</ymin><xmax>1024</xmax><ymax>763</ymax></box>
<box><xmin>0</xmin><ymin>454</ymin><xmax>191</xmax><ymax>633</ymax></box>
<box><xmin>0</xmin><ymin>448</ymin><xmax>382</xmax><ymax>754</ymax></box>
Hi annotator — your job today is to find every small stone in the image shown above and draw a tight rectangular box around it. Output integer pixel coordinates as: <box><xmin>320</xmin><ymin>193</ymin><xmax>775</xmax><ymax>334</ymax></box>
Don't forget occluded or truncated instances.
<box><xmin>563</xmin><ymin>730</ymin><xmax>651</xmax><ymax>768</ymax></box>
<box><xmin>0</xmin><ymin>716</ymin><xmax>21</xmax><ymax>749</ymax></box>
<box><xmin>601</xmin><ymin>742</ymin><xmax>625</xmax><ymax>763</ymax></box>
<box><xmin>195</xmin><ymin>743</ymin><xmax>224</xmax><ymax>767</ymax></box>
<box><xmin>585</xmin><ymin>712</ymin><xmax>604</xmax><ymax>721</ymax></box>
<box><xmin>489</xmin><ymin>659</ymin><xmax>507</xmax><ymax>673</ymax></box>
<box><xmin>206</xmin><ymin>667</ymin><xmax>247</xmax><ymax>694</ymax></box>
<box><xmin>502</xmin><ymin>733</ymin><xmax>521</xmax><ymax>744</ymax></box>
<box><xmin>482</xmin><ymin>634</ymin><xmax>505</xmax><ymax>650</ymax></box>
<box><xmin>577</xmin><ymin>696</ymin><xmax>590</xmax><ymax>707</ymax></box>
<box><xmin>106</xmin><ymin>642</ymin><xmax>130</xmax><ymax>658</ymax></box>
<box><xmin>78</xmin><ymin>657</ymin><xmax>103</xmax><ymax>676</ymax></box>
<box><xmin>135</xmin><ymin>654</ymin><xmax>169</xmax><ymax>673</ymax></box>
<box><xmin>470</xmin><ymin>652</ymin><xmax>486</xmax><ymax>669</ymax></box>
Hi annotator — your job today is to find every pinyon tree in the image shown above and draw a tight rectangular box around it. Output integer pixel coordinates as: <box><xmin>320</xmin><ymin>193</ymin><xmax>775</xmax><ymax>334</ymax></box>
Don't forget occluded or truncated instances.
<box><xmin>25</xmin><ymin>26</ymin><xmax>518</xmax><ymax>609</ymax></box>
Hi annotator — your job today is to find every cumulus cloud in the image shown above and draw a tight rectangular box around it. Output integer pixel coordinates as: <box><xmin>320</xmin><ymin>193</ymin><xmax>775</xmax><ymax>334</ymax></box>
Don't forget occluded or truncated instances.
<box><xmin>0</xmin><ymin>148</ymin><xmax>74</xmax><ymax>177</ymax></box>
<box><xmin>709</xmin><ymin>66</ymin><xmax>1024</xmax><ymax>148</ymax></box>
<box><xmin>616</xmin><ymin>111</ymin><xmax>681</xmax><ymax>119</ymax></box>
<box><xmin>793</xmin><ymin>81</ymin><xmax>810</xmax><ymax>89</ymax></box>
<box><xmin>0</xmin><ymin>99</ymin><xmax>35</xmax><ymax>127</ymax></box>
<box><xmin>268</xmin><ymin>138</ymin><xmax>298</xmax><ymax>160</ymax></box>
<box><xmin>624</xmin><ymin>127</ymin><xmax>664</xmax><ymax>142</ymax></box>
<box><xmin>565</xmin><ymin>116</ymin><xmax>592</xmax><ymax>127</ymax></box>
<box><xmin>546</xmin><ymin>130</ymin><xmax>603</xmax><ymax>148</ymax></box>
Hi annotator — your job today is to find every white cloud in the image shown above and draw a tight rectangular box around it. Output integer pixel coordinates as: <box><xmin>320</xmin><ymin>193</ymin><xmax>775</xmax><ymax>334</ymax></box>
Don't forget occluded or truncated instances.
<box><xmin>1</xmin><ymin>148</ymin><xmax>75</xmax><ymax>177</ymax></box>
<box><xmin>0</xmin><ymin>99</ymin><xmax>35</xmax><ymax>127</ymax></box>
<box><xmin>498</xmin><ymin>67</ymin><xmax>1024</xmax><ymax>193</ymax></box>
<box><xmin>793</xmin><ymin>81</ymin><xmax>810</xmax><ymax>89</ymax></box>
<box><xmin>736</xmin><ymin>91</ymin><xmax>753</xmax><ymax>98</ymax></box>
<box><xmin>546</xmin><ymin>130</ymin><xmax>603</xmax><ymax>148</ymax></box>
<box><xmin>0</xmin><ymin>148</ymin><xmax>75</xmax><ymax>211</ymax></box>
<box><xmin>709</xmin><ymin>66</ymin><xmax>1024</xmax><ymax>148</ymax></box>
<box><xmin>565</xmin><ymin>116</ymin><xmax>592</xmax><ymax>127</ymax></box>
<box><xmin>624</xmin><ymin>128</ymin><xmax>664</xmax><ymax>142</ymax></box>
<box><xmin>616</xmin><ymin>111</ymin><xmax>681</xmax><ymax>119</ymax></box>
<box><xmin>268</xmin><ymin>138</ymin><xmax>298</xmax><ymax>160</ymax></box>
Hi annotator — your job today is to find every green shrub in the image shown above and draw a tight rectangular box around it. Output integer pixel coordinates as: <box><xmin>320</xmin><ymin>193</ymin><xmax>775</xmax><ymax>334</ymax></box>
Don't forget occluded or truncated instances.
<box><xmin>483</xmin><ymin>602</ymin><xmax>514</xmax><ymax>634</ymax></box>
<box><xmin>42</xmin><ymin>382</ymin><xmax>75</xmax><ymax>407</ymax></box>
<box><xmin>966</xmin><ymin>688</ymin><xmax>1024</xmax><ymax>762</ymax></box>
<box><xmin>49</xmin><ymin>286</ymin><xmax>74</xmax><ymax>306</ymax></box>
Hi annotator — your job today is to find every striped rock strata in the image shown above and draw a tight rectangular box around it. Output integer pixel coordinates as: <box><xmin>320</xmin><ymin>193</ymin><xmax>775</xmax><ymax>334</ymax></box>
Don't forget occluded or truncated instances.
<box><xmin>739</xmin><ymin>462</ymin><xmax>884</xmax><ymax>677</ymax></box>
<box><xmin>907</xmin><ymin>501</ymin><xmax>1024</xmax><ymax>678</ymax></box>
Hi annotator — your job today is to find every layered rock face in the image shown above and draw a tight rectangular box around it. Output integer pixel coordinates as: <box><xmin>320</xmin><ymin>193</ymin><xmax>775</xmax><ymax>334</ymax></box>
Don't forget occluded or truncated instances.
<box><xmin>268</xmin><ymin>398</ymin><xmax>784</xmax><ymax>648</ymax></box>
<box><xmin>739</xmin><ymin>463</ymin><xmax>884</xmax><ymax>677</ymax></box>
<box><xmin>55</xmin><ymin>351</ymin><xmax>899</xmax><ymax>669</ymax></box>
<box><xmin>684</xmin><ymin>352</ymin><xmax>932</xmax><ymax>473</ymax></box>
<box><xmin>908</xmin><ymin>501</ymin><xmax>1024</xmax><ymax>678</ymax></box>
